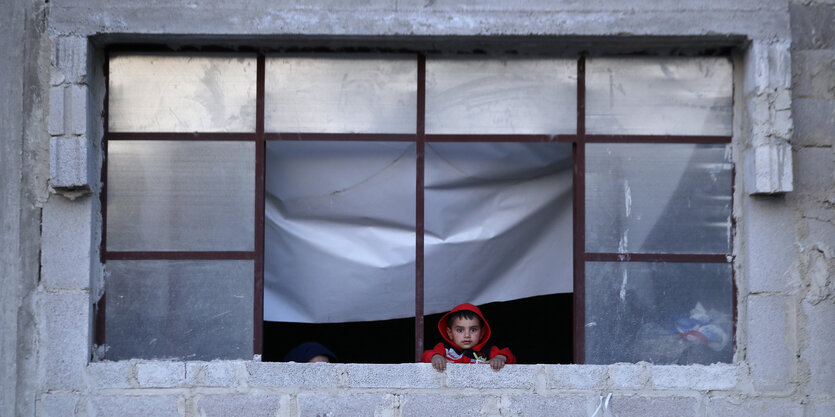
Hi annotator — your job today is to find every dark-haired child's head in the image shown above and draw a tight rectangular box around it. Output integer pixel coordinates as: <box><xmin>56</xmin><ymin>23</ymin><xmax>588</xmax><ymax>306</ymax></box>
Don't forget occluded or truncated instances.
<box><xmin>446</xmin><ymin>311</ymin><xmax>484</xmax><ymax>350</ymax></box>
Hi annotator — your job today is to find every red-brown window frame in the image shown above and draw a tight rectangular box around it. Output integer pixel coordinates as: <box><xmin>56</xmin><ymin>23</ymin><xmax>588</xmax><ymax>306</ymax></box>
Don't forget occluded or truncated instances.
<box><xmin>97</xmin><ymin>48</ymin><xmax>735</xmax><ymax>364</ymax></box>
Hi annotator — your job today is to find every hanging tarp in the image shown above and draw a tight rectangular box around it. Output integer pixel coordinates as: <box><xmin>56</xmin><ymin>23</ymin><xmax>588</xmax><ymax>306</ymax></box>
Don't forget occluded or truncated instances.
<box><xmin>264</xmin><ymin>141</ymin><xmax>573</xmax><ymax>323</ymax></box>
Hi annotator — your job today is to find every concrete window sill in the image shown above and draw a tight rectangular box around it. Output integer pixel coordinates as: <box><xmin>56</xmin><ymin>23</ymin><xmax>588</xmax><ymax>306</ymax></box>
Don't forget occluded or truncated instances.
<box><xmin>86</xmin><ymin>361</ymin><xmax>740</xmax><ymax>392</ymax></box>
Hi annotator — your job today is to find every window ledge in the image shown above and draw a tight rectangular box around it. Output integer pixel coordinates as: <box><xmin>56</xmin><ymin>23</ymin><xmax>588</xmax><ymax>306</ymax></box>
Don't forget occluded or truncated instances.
<box><xmin>86</xmin><ymin>361</ymin><xmax>740</xmax><ymax>392</ymax></box>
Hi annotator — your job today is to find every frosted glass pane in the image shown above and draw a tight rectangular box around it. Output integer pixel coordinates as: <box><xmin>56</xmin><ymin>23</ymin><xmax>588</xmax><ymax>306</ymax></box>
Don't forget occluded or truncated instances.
<box><xmin>106</xmin><ymin>141</ymin><xmax>254</xmax><ymax>251</ymax></box>
<box><xmin>264</xmin><ymin>141</ymin><xmax>416</xmax><ymax>323</ymax></box>
<box><xmin>105</xmin><ymin>260</ymin><xmax>254</xmax><ymax>360</ymax></box>
<box><xmin>585</xmin><ymin>143</ymin><xmax>732</xmax><ymax>254</ymax></box>
<box><xmin>424</xmin><ymin>143</ymin><xmax>574</xmax><ymax>315</ymax></box>
<box><xmin>585</xmin><ymin>262</ymin><xmax>733</xmax><ymax>365</ymax></box>
<box><xmin>426</xmin><ymin>58</ymin><xmax>576</xmax><ymax>134</ymax></box>
<box><xmin>109</xmin><ymin>53</ymin><xmax>257</xmax><ymax>132</ymax></box>
<box><xmin>265</xmin><ymin>55</ymin><xmax>416</xmax><ymax>133</ymax></box>
<box><xmin>586</xmin><ymin>57</ymin><xmax>732</xmax><ymax>135</ymax></box>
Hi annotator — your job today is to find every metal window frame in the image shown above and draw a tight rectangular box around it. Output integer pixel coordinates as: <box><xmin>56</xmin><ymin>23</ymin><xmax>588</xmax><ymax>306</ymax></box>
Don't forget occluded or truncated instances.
<box><xmin>98</xmin><ymin>48</ymin><xmax>735</xmax><ymax>364</ymax></box>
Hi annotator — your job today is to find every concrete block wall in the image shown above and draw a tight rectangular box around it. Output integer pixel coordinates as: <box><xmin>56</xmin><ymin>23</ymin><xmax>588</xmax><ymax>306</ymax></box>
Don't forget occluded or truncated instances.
<box><xmin>789</xmin><ymin>0</ymin><xmax>835</xmax><ymax>409</ymax></box>
<box><xmin>1</xmin><ymin>0</ymin><xmax>832</xmax><ymax>416</ymax></box>
<box><xmin>71</xmin><ymin>362</ymin><xmax>757</xmax><ymax>417</ymax></box>
<box><xmin>48</xmin><ymin>35</ymin><xmax>94</xmax><ymax>194</ymax></box>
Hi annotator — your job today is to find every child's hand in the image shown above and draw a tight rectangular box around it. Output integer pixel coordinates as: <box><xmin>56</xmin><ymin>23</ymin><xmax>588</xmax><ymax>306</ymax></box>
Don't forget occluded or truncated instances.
<box><xmin>488</xmin><ymin>355</ymin><xmax>507</xmax><ymax>371</ymax></box>
<box><xmin>431</xmin><ymin>354</ymin><xmax>448</xmax><ymax>371</ymax></box>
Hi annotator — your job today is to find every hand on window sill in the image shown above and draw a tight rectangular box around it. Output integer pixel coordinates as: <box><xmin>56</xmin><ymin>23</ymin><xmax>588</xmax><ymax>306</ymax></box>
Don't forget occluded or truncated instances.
<box><xmin>489</xmin><ymin>355</ymin><xmax>507</xmax><ymax>371</ymax></box>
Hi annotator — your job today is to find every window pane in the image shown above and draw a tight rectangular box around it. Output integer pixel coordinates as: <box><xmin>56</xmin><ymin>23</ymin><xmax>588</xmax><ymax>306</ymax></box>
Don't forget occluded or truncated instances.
<box><xmin>585</xmin><ymin>143</ymin><xmax>732</xmax><ymax>254</ymax></box>
<box><xmin>109</xmin><ymin>54</ymin><xmax>257</xmax><ymax>132</ymax></box>
<box><xmin>264</xmin><ymin>141</ymin><xmax>416</xmax><ymax>323</ymax></box>
<box><xmin>426</xmin><ymin>58</ymin><xmax>577</xmax><ymax>134</ymax></box>
<box><xmin>265</xmin><ymin>55</ymin><xmax>417</xmax><ymax>133</ymax></box>
<box><xmin>105</xmin><ymin>260</ymin><xmax>254</xmax><ymax>360</ymax></box>
<box><xmin>106</xmin><ymin>141</ymin><xmax>255</xmax><ymax>251</ymax></box>
<box><xmin>424</xmin><ymin>142</ymin><xmax>573</xmax><ymax>315</ymax></box>
<box><xmin>586</xmin><ymin>57</ymin><xmax>732</xmax><ymax>135</ymax></box>
<box><xmin>585</xmin><ymin>262</ymin><xmax>733</xmax><ymax>365</ymax></box>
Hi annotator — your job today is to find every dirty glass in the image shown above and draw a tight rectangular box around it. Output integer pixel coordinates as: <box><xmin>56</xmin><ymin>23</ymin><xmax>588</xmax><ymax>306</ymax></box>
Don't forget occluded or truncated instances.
<box><xmin>265</xmin><ymin>55</ymin><xmax>417</xmax><ymax>133</ymax></box>
<box><xmin>263</xmin><ymin>141</ymin><xmax>416</xmax><ymax>323</ymax></box>
<box><xmin>423</xmin><ymin>142</ymin><xmax>574</xmax><ymax>315</ymax></box>
<box><xmin>586</xmin><ymin>57</ymin><xmax>732</xmax><ymax>136</ymax></box>
<box><xmin>108</xmin><ymin>54</ymin><xmax>257</xmax><ymax>132</ymax></box>
<box><xmin>426</xmin><ymin>58</ymin><xmax>577</xmax><ymax>134</ymax></box>
<box><xmin>585</xmin><ymin>262</ymin><xmax>733</xmax><ymax>365</ymax></box>
<box><xmin>106</xmin><ymin>141</ymin><xmax>254</xmax><ymax>251</ymax></box>
<box><xmin>105</xmin><ymin>260</ymin><xmax>254</xmax><ymax>360</ymax></box>
<box><xmin>585</xmin><ymin>143</ymin><xmax>733</xmax><ymax>254</ymax></box>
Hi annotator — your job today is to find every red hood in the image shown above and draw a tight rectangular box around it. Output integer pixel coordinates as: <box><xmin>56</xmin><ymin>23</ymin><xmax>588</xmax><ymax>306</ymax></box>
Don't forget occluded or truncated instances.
<box><xmin>438</xmin><ymin>303</ymin><xmax>492</xmax><ymax>351</ymax></box>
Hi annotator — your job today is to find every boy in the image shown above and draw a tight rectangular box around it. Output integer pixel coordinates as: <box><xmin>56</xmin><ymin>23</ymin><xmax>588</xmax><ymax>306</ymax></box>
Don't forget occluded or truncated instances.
<box><xmin>421</xmin><ymin>303</ymin><xmax>516</xmax><ymax>371</ymax></box>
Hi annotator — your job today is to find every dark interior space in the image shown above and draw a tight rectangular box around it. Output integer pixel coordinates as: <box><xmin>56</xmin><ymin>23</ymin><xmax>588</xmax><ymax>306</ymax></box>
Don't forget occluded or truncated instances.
<box><xmin>263</xmin><ymin>292</ymin><xmax>573</xmax><ymax>364</ymax></box>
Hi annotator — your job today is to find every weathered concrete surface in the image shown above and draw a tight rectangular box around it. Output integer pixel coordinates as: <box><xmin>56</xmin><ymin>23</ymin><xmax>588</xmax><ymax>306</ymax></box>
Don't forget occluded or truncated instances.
<box><xmin>2</xmin><ymin>1</ymin><xmax>49</xmax><ymax>417</ymax></box>
<box><xmin>789</xmin><ymin>0</ymin><xmax>835</xmax><ymax>407</ymax></box>
<box><xmin>47</xmin><ymin>0</ymin><xmax>791</xmax><ymax>38</ymax></box>
<box><xmin>1</xmin><ymin>0</ymin><xmax>832</xmax><ymax>415</ymax></box>
<box><xmin>0</xmin><ymin>0</ymin><xmax>26</xmax><ymax>414</ymax></box>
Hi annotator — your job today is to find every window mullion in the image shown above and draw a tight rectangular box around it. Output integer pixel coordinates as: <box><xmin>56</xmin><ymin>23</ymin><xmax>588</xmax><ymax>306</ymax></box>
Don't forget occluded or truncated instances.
<box><xmin>254</xmin><ymin>53</ymin><xmax>266</xmax><ymax>357</ymax></box>
<box><xmin>415</xmin><ymin>53</ymin><xmax>426</xmax><ymax>363</ymax></box>
<box><xmin>573</xmin><ymin>55</ymin><xmax>586</xmax><ymax>364</ymax></box>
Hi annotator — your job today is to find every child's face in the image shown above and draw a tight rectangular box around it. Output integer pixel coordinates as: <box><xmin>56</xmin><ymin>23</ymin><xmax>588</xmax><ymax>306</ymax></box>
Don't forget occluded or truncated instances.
<box><xmin>446</xmin><ymin>317</ymin><xmax>483</xmax><ymax>350</ymax></box>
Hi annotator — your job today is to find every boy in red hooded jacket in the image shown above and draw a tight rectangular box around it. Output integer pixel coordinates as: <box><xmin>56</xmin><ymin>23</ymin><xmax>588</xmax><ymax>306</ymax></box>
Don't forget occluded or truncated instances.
<box><xmin>421</xmin><ymin>303</ymin><xmax>516</xmax><ymax>371</ymax></box>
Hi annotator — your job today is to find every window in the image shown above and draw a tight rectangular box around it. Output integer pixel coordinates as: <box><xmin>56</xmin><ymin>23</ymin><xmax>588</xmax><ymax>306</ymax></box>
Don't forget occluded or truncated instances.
<box><xmin>100</xmin><ymin>48</ymin><xmax>733</xmax><ymax>365</ymax></box>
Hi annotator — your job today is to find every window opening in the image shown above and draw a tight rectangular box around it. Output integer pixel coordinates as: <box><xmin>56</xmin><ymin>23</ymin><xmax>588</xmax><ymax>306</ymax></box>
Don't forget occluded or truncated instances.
<box><xmin>100</xmin><ymin>48</ymin><xmax>733</xmax><ymax>365</ymax></box>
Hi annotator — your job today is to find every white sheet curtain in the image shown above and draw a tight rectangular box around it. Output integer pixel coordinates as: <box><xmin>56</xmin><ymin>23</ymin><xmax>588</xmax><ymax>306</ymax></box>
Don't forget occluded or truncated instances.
<box><xmin>263</xmin><ymin>141</ymin><xmax>573</xmax><ymax>323</ymax></box>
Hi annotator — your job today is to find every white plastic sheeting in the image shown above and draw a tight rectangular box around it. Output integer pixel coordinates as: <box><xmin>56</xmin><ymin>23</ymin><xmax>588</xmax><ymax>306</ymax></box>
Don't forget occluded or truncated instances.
<box><xmin>264</xmin><ymin>141</ymin><xmax>573</xmax><ymax>323</ymax></box>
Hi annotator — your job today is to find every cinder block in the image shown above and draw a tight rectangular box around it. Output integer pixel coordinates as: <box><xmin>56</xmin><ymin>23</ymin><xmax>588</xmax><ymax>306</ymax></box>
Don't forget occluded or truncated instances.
<box><xmin>39</xmin><ymin>392</ymin><xmax>80</xmax><ymax>417</ymax></box>
<box><xmin>186</xmin><ymin>361</ymin><xmax>243</xmax><ymax>387</ymax></box>
<box><xmin>744</xmin><ymin>198</ymin><xmax>797</xmax><ymax>293</ymax></box>
<box><xmin>650</xmin><ymin>364</ymin><xmax>738</xmax><ymax>391</ymax></box>
<box><xmin>54</xmin><ymin>36</ymin><xmax>88</xmax><ymax>84</ymax></box>
<box><xmin>49</xmin><ymin>86</ymin><xmax>66</xmax><ymax>136</ymax></box>
<box><xmin>795</xmin><ymin>147</ymin><xmax>834</xmax><ymax>190</ymax></box>
<box><xmin>41</xmin><ymin>194</ymin><xmax>93</xmax><ymax>290</ymax></box>
<box><xmin>195</xmin><ymin>394</ymin><xmax>284</xmax><ymax>417</ymax></box>
<box><xmin>245</xmin><ymin>362</ymin><xmax>339</xmax><ymax>387</ymax></box>
<box><xmin>69</xmin><ymin>85</ymin><xmax>87</xmax><ymax>136</ymax></box>
<box><xmin>603</xmin><ymin>395</ymin><xmax>699</xmax><ymax>417</ymax></box>
<box><xmin>502</xmin><ymin>394</ymin><xmax>589</xmax><ymax>416</ymax></box>
<box><xmin>47</xmin><ymin>83</ymin><xmax>87</xmax><ymax>139</ymax></box>
<box><xmin>608</xmin><ymin>363</ymin><xmax>650</xmax><ymax>389</ymax></box>
<box><xmin>772</xmin><ymin>94</ymin><xmax>794</xmax><ymax>139</ymax></box>
<box><xmin>136</xmin><ymin>361</ymin><xmax>185</xmax><ymax>388</ymax></box>
<box><xmin>792</xmin><ymin>98</ymin><xmax>835</xmax><ymax>147</ymax></box>
<box><xmin>790</xmin><ymin>3</ymin><xmax>835</xmax><ymax>50</ymax></box>
<box><xmin>445</xmin><ymin>363</ymin><xmax>536</xmax><ymax>389</ymax></box>
<box><xmin>744</xmin><ymin>141</ymin><xmax>793</xmax><ymax>195</ymax></box>
<box><xmin>791</xmin><ymin>49</ymin><xmax>835</xmax><ymax>100</ymax></box>
<box><xmin>87</xmin><ymin>361</ymin><xmax>134</xmax><ymax>389</ymax></box>
<box><xmin>89</xmin><ymin>395</ymin><xmax>182</xmax><ymax>417</ymax></box>
<box><xmin>747</xmin><ymin>295</ymin><xmax>793</xmax><ymax>392</ymax></box>
<box><xmin>744</xmin><ymin>40</ymin><xmax>793</xmax><ymax>95</ymax></box>
<box><xmin>747</xmin><ymin>94</ymin><xmax>773</xmax><ymax>140</ymax></box>
<box><xmin>345</xmin><ymin>363</ymin><xmax>441</xmax><ymax>388</ymax></box>
<box><xmin>50</xmin><ymin>136</ymin><xmax>93</xmax><ymax>192</ymax></box>
<box><xmin>706</xmin><ymin>396</ymin><xmax>803</xmax><ymax>417</ymax></box>
<box><xmin>802</xmin><ymin>301</ymin><xmax>835</xmax><ymax>396</ymax></box>
<box><xmin>400</xmin><ymin>393</ymin><xmax>487</xmax><ymax>417</ymax></box>
<box><xmin>545</xmin><ymin>364</ymin><xmax>607</xmax><ymax>390</ymax></box>
<box><xmin>297</xmin><ymin>392</ymin><xmax>396</xmax><ymax>417</ymax></box>
<box><xmin>39</xmin><ymin>292</ymin><xmax>89</xmax><ymax>391</ymax></box>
